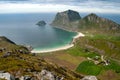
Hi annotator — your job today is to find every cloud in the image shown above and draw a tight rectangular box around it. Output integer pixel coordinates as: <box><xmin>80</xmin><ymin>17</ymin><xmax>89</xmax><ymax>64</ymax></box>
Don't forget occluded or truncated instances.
<box><xmin>0</xmin><ymin>0</ymin><xmax>120</xmax><ymax>14</ymax></box>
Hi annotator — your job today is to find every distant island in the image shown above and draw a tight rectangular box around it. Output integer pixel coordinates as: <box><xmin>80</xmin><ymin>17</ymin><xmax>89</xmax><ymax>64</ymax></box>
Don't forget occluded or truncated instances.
<box><xmin>36</xmin><ymin>20</ymin><xmax>46</xmax><ymax>26</ymax></box>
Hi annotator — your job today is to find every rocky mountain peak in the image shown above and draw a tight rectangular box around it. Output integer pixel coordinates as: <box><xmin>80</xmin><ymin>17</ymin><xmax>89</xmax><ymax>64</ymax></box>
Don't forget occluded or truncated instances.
<box><xmin>51</xmin><ymin>9</ymin><xmax>81</xmax><ymax>31</ymax></box>
<box><xmin>60</xmin><ymin>9</ymin><xmax>81</xmax><ymax>22</ymax></box>
<box><xmin>51</xmin><ymin>9</ymin><xmax>81</xmax><ymax>24</ymax></box>
<box><xmin>83</xmin><ymin>13</ymin><xmax>102</xmax><ymax>22</ymax></box>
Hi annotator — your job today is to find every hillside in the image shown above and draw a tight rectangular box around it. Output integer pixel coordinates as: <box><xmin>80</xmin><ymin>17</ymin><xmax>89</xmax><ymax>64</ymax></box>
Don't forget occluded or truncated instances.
<box><xmin>78</xmin><ymin>13</ymin><xmax>120</xmax><ymax>33</ymax></box>
<box><xmin>48</xmin><ymin>10</ymin><xmax>120</xmax><ymax>80</ymax></box>
<box><xmin>0</xmin><ymin>36</ymin><xmax>83</xmax><ymax>80</ymax></box>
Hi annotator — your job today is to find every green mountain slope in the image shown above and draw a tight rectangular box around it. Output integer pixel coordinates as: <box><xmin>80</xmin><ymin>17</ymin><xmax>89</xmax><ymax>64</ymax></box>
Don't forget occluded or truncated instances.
<box><xmin>78</xmin><ymin>13</ymin><xmax>120</xmax><ymax>33</ymax></box>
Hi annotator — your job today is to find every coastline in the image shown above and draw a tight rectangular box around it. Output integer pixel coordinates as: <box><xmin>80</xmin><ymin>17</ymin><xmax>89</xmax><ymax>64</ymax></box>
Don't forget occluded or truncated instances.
<box><xmin>31</xmin><ymin>32</ymin><xmax>85</xmax><ymax>53</ymax></box>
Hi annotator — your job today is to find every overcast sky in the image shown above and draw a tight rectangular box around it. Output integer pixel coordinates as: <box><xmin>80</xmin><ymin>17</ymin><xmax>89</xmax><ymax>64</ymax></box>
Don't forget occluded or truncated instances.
<box><xmin>0</xmin><ymin>0</ymin><xmax>120</xmax><ymax>13</ymax></box>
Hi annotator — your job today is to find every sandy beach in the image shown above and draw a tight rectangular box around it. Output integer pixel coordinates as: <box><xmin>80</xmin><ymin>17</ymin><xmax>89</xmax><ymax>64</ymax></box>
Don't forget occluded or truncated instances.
<box><xmin>31</xmin><ymin>32</ymin><xmax>85</xmax><ymax>53</ymax></box>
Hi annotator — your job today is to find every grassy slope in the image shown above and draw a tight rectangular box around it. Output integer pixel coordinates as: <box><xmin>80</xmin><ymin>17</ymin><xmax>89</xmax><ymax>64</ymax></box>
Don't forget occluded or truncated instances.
<box><xmin>0</xmin><ymin>37</ymin><xmax>83</xmax><ymax>80</ymax></box>
<box><xmin>76</xmin><ymin>33</ymin><xmax>120</xmax><ymax>60</ymax></box>
<box><xmin>41</xmin><ymin>32</ymin><xmax>120</xmax><ymax>80</ymax></box>
<box><xmin>69</xmin><ymin>33</ymin><xmax>120</xmax><ymax>79</ymax></box>
<box><xmin>50</xmin><ymin>12</ymin><xmax>120</xmax><ymax>79</ymax></box>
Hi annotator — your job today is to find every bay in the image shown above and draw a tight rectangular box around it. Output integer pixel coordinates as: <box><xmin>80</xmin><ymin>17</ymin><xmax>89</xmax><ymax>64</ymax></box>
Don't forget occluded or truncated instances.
<box><xmin>0</xmin><ymin>13</ymin><xmax>76</xmax><ymax>50</ymax></box>
<box><xmin>0</xmin><ymin>13</ymin><xmax>120</xmax><ymax>51</ymax></box>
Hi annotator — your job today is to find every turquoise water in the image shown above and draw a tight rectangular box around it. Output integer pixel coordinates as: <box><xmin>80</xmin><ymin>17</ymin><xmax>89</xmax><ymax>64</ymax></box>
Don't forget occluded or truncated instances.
<box><xmin>0</xmin><ymin>13</ymin><xmax>120</xmax><ymax>51</ymax></box>
<box><xmin>0</xmin><ymin>13</ymin><xmax>76</xmax><ymax>50</ymax></box>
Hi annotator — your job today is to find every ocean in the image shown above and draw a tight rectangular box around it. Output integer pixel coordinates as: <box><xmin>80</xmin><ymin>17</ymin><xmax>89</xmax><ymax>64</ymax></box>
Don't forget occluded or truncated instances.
<box><xmin>0</xmin><ymin>13</ymin><xmax>120</xmax><ymax>51</ymax></box>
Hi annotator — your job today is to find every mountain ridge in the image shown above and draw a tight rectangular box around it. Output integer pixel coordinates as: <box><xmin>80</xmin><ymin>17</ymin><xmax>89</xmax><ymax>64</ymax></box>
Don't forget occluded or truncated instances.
<box><xmin>51</xmin><ymin>10</ymin><xmax>120</xmax><ymax>33</ymax></box>
<box><xmin>78</xmin><ymin>13</ymin><xmax>120</xmax><ymax>31</ymax></box>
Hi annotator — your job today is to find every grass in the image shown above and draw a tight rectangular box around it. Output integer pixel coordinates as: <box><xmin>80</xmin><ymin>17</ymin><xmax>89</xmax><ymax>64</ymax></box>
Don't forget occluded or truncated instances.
<box><xmin>66</xmin><ymin>45</ymin><xmax>100</xmax><ymax>58</ymax></box>
<box><xmin>76</xmin><ymin>59</ymin><xmax>120</xmax><ymax>76</ymax></box>
<box><xmin>74</xmin><ymin>35</ymin><xmax>120</xmax><ymax>60</ymax></box>
<box><xmin>87</xmin><ymin>34</ymin><xmax>120</xmax><ymax>41</ymax></box>
<box><xmin>103</xmin><ymin>60</ymin><xmax>120</xmax><ymax>73</ymax></box>
<box><xmin>65</xmin><ymin>32</ymin><xmax>120</xmax><ymax>76</ymax></box>
<box><xmin>76</xmin><ymin>61</ymin><xmax>102</xmax><ymax>75</ymax></box>
<box><xmin>56</xmin><ymin>53</ymin><xmax>82</xmax><ymax>65</ymax></box>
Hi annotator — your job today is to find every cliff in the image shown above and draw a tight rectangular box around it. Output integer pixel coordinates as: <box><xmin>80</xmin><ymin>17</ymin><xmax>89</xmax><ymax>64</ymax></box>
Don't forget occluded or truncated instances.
<box><xmin>51</xmin><ymin>9</ymin><xmax>81</xmax><ymax>31</ymax></box>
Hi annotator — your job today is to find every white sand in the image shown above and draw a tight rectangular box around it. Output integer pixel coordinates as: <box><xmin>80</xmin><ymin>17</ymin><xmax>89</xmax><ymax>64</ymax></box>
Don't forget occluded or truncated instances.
<box><xmin>31</xmin><ymin>32</ymin><xmax>85</xmax><ymax>53</ymax></box>
<box><xmin>73</xmin><ymin>32</ymin><xmax>85</xmax><ymax>39</ymax></box>
<box><xmin>31</xmin><ymin>44</ymin><xmax>74</xmax><ymax>53</ymax></box>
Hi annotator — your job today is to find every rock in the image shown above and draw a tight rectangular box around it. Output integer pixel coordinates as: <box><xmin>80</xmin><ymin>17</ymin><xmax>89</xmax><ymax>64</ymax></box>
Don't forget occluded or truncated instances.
<box><xmin>40</xmin><ymin>69</ymin><xmax>55</xmax><ymax>80</ymax></box>
<box><xmin>36</xmin><ymin>20</ymin><xmax>46</xmax><ymax>26</ymax></box>
<box><xmin>81</xmin><ymin>75</ymin><xmax>97</xmax><ymax>80</ymax></box>
<box><xmin>33</xmin><ymin>71</ymin><xmax>60</xmax><ymax>80</ymax></box>
<box><xmin>2</xmin><ymin>51</ymin><xmax>12</xmax><ymax>58</ymax></box>
<box><xmin>0</xmin><ymin>48</ymin><xmax>6</xmax><ymax>52</ymax></box>
<box><xmin>20</xmin><ymin>75</ymin><xmax>33</xmax><ymax>80</ymax></box>
<box><xmin>0</xmin><ymin>72</ymin><xmax>15</xmax><ymax>80</ymax></box>
<box><xmin>51</xmin><ymin>9</ymin><xmax>81</xmax><ymax>31</ymax></box>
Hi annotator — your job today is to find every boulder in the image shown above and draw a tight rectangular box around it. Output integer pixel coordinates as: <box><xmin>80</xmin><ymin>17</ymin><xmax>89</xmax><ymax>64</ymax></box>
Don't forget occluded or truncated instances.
<box><xmin>2</xmin><ymin>51</ymin><xmax>12</xmax><ymax>58</ymax></box>
<box><xmin>0</xmin><ymin>72</ymin><xmax>15</xmax><ymax>80</ymax></box>
<box><xmin>81</xmin><ymin>75</ymin><xmax>97</xmax><ymax>80</ymax></box>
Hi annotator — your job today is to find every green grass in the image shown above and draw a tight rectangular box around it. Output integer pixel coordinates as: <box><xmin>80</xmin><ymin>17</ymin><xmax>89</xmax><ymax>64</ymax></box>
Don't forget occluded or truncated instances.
<box><xmin>67</xmin><ymin>45</ymin><xmax>100</xmax><ymax>58</ymax></box>
<box><xmin>76</xmin><ymin>59</ymin><xmax>120</xmax><ymax>76</ymax></box>
<box><xmin>87</xmin><ymin>34</ymin><xmax>120</xmax><ymax>41</ymax></box>
<box><xmin>74</xmin><ymin>35</ymin><xmax>120</xmax><ymax>60</ymax></box>
<box><xmin>66</xmin><ymin>33</ymin><xmax>120</xmax><ymax>76</ymax></box>
<box><xmin>76</xmin><ymin>61</ymin><xmax>102</xmax><ymax>75</ymax></box>
<box><xmin>103</xmin><ymin>60</ymin><xmax>120</xmax><ymax>73</ymax></box>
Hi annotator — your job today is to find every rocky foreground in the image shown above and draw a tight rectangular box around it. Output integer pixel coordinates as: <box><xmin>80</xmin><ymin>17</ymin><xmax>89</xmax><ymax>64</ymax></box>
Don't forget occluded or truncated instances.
<box><xmin>0</xmin><ymin>36</ymin><xmax>98</xmax><ymax>80</ymax></box>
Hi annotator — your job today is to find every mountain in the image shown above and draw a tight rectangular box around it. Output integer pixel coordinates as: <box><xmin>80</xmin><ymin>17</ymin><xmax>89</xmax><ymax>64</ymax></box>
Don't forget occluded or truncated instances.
<box><xmin>0</xmin><ymin>36</ymin><xmax>83</xmax><ymax>80</ymax></box>
<box><xmin>51</xmin><ymin>10</ymin><xmax>120</xmax><ymax>33</ymax></box>
<box><xmin>51</xmin><ymin>9</ymin><xmax>81</xmax><ymax>31</ymax></box>
<box><xmin>78</xmin><ymin>13</ymin><xmax>120</xmax><ymax>32</ymax></box>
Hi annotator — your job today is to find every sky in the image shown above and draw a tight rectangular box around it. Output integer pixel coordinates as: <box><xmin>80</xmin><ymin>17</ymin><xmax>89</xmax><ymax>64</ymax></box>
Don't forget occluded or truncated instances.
<box><xmin>0</xmin><ymin>0</ymin><xmax>120</xmax><ymax>14</ymax></box>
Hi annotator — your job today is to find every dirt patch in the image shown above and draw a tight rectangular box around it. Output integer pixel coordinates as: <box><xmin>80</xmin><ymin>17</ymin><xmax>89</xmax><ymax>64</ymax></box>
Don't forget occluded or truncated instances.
<box><xmin>40</xmin><ymin>52</ymin><xmax>86</xmax><ymax>70</ymax></box>
<box><xmin>97</xmin><ymin>70</ymin><xmax>120</xmax><ymax>80</ymax></box>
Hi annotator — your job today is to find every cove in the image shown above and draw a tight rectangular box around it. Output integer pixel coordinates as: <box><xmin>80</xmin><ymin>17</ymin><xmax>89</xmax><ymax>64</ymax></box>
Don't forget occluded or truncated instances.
<box><xmin>0</xmin><ymin>13</ymin><xmax>76</xmax><ymax>51</ymax></box>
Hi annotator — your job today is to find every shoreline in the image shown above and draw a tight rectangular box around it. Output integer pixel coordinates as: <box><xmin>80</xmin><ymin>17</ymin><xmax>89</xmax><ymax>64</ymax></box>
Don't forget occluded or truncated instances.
<box><xmin>31</xmin><ymin>32</ymin><xmax>85</xmax><ymax>53</ymax></box>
